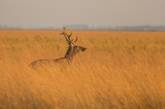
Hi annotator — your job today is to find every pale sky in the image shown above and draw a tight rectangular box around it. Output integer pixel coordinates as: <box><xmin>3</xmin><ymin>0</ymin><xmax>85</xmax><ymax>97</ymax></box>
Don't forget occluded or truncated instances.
<box><xmin>0</xmin><ymin>0</ymin><xmax>165</xmax><ymax>28</ymax></box>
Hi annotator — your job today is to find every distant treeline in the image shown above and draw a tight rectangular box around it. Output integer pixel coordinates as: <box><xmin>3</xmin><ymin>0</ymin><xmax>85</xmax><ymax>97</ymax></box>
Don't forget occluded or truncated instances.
<box><xmin>1</xmin><ymin>24</ymin><xmax>165</xmax><ymax>31</ymax></box>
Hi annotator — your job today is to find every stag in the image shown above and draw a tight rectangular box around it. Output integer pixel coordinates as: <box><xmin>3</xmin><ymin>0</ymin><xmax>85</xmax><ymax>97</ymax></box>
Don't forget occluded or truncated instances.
<box><xmin>30</xmin><ymin>29</ymin><xmax>87</xmax><ymax>68</ymax></box>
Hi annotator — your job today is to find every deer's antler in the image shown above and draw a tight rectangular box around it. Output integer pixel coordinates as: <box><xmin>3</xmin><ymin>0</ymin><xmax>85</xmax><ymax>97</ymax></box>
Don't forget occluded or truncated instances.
<box><xmin>60</xmin><ymin>28</ymin><xmax>78</xmax><ymax>45</ymax></box>
<box><xmin>74</xmin><ymin>36</ymin><xmax>78</xmax><ymax>43</ymax></box>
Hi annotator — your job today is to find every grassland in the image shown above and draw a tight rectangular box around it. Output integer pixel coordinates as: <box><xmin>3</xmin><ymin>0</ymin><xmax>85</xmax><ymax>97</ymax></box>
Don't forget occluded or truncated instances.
<box><xmin>0</xmin><ymin>30</ymin><xmax>165</xmax><ymax>109</ymax></box>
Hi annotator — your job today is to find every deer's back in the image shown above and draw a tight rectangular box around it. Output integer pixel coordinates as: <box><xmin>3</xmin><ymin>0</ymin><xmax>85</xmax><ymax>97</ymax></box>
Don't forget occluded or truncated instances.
<box><xmin>30</xmin><ymin>57</ymin><xmax>69</xmax><ymax>69</ymax></box>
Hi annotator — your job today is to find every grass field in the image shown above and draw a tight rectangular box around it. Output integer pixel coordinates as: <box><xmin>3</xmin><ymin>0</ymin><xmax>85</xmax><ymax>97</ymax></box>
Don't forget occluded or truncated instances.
<box><xmin>0</xmin><ymin>30</ymin><xmax>165</xmax><ymax>109</ymax></box>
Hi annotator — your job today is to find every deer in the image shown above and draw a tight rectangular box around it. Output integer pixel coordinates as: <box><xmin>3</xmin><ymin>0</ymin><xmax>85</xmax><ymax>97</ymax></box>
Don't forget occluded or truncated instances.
<box><xmin>30</xmin><ymin>29</ymin><xmax>87</xmax><ymax>69</ymax></box>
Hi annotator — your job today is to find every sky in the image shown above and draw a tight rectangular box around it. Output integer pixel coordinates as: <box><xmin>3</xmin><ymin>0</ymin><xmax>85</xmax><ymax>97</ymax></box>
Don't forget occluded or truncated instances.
<box><xmin>0</xmin><ymin>0</ymin><xmax>165</xmax><ymax>28</ymax></box>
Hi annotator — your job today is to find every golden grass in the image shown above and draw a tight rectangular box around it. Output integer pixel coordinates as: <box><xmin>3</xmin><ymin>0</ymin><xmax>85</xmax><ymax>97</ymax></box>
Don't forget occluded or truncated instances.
<box><xmin>0</xmin><ymin>30</ymin><xmax>165</xmax><ymax>109</ymax></box>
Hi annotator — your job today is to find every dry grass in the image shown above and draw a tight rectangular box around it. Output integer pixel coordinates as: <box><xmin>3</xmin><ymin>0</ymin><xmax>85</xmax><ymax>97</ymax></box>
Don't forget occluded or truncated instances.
<box><xmin>0</xmin><ymin>30</ymin><xmax>165</xmax><ymax>109</ymax></box>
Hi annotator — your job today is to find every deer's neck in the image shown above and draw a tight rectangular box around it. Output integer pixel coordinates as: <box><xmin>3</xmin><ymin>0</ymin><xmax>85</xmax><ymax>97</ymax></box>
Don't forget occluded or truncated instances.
<box><xmin>64</xmin><ymin>45</ymin><xmax>74</xmax><ymax>61</ymax></box>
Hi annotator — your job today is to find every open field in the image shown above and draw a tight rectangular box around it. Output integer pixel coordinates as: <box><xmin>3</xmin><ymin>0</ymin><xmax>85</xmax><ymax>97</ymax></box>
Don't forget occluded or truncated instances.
<box><xmin>0</xmin><ymin>30</ymin><xmax>165</xmax><ymax>109</ymax></box>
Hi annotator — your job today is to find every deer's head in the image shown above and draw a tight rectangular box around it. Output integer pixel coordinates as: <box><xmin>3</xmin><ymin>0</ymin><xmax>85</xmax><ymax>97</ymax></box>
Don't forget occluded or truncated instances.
<box><xmin>60</xmin><ymin>28</ymin><xmax>87</xmax><ymax>61</ymax></box>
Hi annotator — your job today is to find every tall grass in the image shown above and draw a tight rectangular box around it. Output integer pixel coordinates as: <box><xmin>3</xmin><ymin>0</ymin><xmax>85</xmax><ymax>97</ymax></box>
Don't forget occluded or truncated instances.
<box><xmin>0</xmin><ymin>30</ymin><xmax>165</xmax><ymax>109</ymax></box>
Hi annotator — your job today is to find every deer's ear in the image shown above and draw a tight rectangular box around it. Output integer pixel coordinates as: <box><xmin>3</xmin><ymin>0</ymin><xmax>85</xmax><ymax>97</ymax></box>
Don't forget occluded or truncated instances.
<box><xmin>80</xmin><ymin>47</ymin><xmax>87</xmax><ymax>52</ymax></box>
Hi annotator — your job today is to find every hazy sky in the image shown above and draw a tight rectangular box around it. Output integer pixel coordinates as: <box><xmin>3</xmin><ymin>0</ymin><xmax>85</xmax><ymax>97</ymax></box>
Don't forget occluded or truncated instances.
<box><xmin>1</xmin><ymin>0</ymin><xmax>165</xmax><ymax>27</ymax></box>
